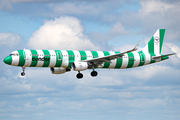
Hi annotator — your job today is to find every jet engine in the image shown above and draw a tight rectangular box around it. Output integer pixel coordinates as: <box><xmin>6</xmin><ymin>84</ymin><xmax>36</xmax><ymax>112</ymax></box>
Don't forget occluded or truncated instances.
<box><xmin>72</xmin><ymin>62</ymin><xmax>88</xmax><ymax>71</ymax></box>
<box><xmin>50</xmin><ymin>67</ymin><xmax>70</xmax><ymax>74</ymax></box>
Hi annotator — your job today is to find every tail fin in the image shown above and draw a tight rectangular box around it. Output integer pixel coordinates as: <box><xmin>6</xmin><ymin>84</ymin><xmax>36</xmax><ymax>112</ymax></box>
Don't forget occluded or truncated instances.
<box><xmin>143</xmin><ymin>29</ymin><xmax>165</xmax><ymax>55</ymax></box>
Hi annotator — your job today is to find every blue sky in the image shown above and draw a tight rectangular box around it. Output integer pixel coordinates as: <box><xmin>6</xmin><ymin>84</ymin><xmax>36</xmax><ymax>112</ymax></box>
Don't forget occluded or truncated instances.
<box><xmin>0</xmin><ymin>0</ymin><xmax>180</xmax><ymax>120</ymax></box>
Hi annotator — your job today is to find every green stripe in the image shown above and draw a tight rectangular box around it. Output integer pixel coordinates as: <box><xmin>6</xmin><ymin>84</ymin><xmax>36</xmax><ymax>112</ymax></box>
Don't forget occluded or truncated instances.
<box><xmin>42</xmin><ymin>50</ymin><xmax>50</xmax><ymax>67</ymax></box>
<box><xmin>5</xmin><ymin>56</ymin><xmax>12</xmax><ymax>65</ymax></box>
<box><xmin>148</xmin><ymin>37</ymin><xmax>154</xmax><ymax>54</ymax></box>
<box><xmin>150</xmin><ymin>54</ymin><xmax>156</xmax><ymax>64</ymax></box>
<box><xmin>138</xmin><ymin>51</ymin><xmax>145</xmax><ymax>66</ymax></box>
<box><xmin>91</xmin><ymin>51</ymin><xmax>98</xmax><ymax>58</ymax></box>
<box><xmin>114</xmin><ymin>52</ymin><xmax>122</xmax><ymax>69</ymax></box>
<box><xmin>17</xmin><ymin>50</ymin><xmax>25</xmax><ymax>66</ymax></box>
<box><xmin>127</xmin><ymin>52</ymin><xmax>134</xmax><ymax>68</ymax></box>
<box><xmin>67</xmin><ymin>50</ymin><xmax>75</xmax><ymax>68</ymax></box>
<box><xmin>55</xmin><ymin>50</ymin><xmax>63</xmax><ymax>67</ymax></box>
<box><xmin>102</xmin><ymin>51</ymin><xmax>110</xmax><ymax>68</ymax></box>
<box><xmin>161</xmin><ymin>55</ymin><xmax>168</xmax><ymax>61</ymax></box>
<box><xmin>30</xmin><ymin>50</ymin><xmax>38</xmax><ymax>67</ymax></box>
<box><xmin>159</xmin><ymin>29</ymin><xmax>165</xmax><ymax>53</ymax></box>
<box><xmin>79</xmin><ymin>51</ymin><xmax>87</xmax><ymax>60</ymax></box>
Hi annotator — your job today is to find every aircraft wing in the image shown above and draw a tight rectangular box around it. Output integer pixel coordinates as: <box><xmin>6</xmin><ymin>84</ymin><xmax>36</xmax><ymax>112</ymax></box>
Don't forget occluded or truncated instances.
<box><xmin>82</xmin><ymin>40</ymin><xmax>141</xmax><ymax>65</ymax></box>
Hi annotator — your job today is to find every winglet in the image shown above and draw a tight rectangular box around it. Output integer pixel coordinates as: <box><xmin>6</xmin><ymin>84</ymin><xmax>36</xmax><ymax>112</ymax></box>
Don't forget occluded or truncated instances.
<box><xmin>133</xmin><ymin>40</ymin><xmax>141</xmax><ymax>51</ymax></box>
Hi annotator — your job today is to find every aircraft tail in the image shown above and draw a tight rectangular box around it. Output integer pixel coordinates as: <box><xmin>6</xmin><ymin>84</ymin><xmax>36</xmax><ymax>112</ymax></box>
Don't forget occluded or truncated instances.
<box><xmin>142</xmin><ymin>29</ymin><xmax>165</xmax><ymax>55</ymax></box>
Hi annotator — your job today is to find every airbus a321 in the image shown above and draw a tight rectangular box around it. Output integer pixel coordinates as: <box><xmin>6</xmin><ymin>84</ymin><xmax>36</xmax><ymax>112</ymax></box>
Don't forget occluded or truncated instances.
<box><xmin>3</xmin><ymin>29</ymin><xmax>175</xmax><ymax>79</ymax></box>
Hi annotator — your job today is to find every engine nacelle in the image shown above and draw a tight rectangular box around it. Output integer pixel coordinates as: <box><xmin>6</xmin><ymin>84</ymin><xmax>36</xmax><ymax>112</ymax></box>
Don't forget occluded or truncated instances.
<box><xmin>50</xmin><ymin>67</ymin><xmax>70</xmax><ymax>74</ymax></box>
<box><xmin>72</xmin><ymin>62</ymin><xmax>88</xmax><ymax>71</ymax></box>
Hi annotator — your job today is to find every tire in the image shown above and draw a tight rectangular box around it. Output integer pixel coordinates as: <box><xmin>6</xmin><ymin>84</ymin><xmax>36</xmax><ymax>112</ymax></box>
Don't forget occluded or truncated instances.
<box><xmin>76</xmin><ymin>73</ymin><xmax>83</xmax><ymax>79</ymax></box>
<box><xmin>91</xmin><ymin>71</ymin><xmax>98</xmax><ymax>77</ymax></box>
<box><xmin>21</xmin><ymin>72</ymin><xmax>25</xmax><ymax>76</ymax></box>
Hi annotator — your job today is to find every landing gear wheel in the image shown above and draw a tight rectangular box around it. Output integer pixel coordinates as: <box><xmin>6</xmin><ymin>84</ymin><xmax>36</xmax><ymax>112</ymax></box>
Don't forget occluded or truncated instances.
<box><xmin>76</xmin><ymin>72</ymin><xmax>83</xmax><ymax>79</ymax></box>
<box><xmin>21</xmin><ymin>66</ymin><xmax>26</xmax><ymax>76</ymax></box>
<box><xmin>21</xmin><ymin>72</ymin><xmax>25</xmax><ymax>76</ymax></box>
<box><xmin>91</xmin><ymin>71</ymin><xmax>98</xmax><ymax>77</ymax></box>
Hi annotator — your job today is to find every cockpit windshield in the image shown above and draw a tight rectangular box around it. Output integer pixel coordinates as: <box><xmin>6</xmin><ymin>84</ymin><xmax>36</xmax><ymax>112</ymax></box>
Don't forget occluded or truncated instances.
<box><xmin>9</xmin><ymin>53</ymin><xmax>18</xmax><ymax>56</ymax></box>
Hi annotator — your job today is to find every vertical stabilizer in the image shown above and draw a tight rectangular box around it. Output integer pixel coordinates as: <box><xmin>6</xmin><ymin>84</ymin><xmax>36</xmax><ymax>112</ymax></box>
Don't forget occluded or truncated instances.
<box><xmin>143</xmin><ymin>29</ymin><xmax>165</xmax><ymax>55</ymax></box>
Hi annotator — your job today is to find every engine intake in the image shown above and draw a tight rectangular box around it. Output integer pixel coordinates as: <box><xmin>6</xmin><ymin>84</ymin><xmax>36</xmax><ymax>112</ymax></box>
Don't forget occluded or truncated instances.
<box><xmin>50</xmin><ymin>67</ymin><xmax>71</xmax><ymax>74</ymax></box>
<box><xmin>72</xmin><ymin>62</ymin><xmax>88</xmax><ymax>71</ymax></box>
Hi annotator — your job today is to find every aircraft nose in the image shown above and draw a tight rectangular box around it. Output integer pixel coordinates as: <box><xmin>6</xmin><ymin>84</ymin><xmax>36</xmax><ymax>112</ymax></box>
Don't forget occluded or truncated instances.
<box><xmin>3</xmin><ymin>56</ymin><xmax>12</xmax><ymax>65</ymax></box>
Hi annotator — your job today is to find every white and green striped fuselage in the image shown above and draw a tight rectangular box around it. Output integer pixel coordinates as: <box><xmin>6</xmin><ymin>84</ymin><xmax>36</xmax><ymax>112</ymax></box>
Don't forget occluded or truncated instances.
<box><xmin>3</xmin><ymin>29</ymin><xmax>175</xmax><ymax>78</ymax></box>
<box><xmin>6</xmin><ymin>49</ymin><xmax>168</xmax><ymax>69</ymax></box>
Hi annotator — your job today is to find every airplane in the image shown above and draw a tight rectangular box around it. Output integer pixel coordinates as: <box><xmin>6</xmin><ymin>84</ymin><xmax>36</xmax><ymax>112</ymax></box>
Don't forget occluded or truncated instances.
<box><xmin>3</xmin><ymin>29</ymin><xmax>175</xmax><ymax>79</ymax></box>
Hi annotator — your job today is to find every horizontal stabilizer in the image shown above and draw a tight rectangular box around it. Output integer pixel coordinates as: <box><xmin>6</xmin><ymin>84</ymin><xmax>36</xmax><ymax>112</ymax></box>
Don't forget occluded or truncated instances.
<box><xmin>152</xmin><ymin>53</ymin><xmax>176</xmax><ymax>60</ymax></box>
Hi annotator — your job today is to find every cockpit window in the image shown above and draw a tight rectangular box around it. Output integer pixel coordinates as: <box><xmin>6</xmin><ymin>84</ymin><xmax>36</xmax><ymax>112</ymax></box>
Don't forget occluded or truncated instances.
<box><xmin>9</xmin><ymin>53</ymin><xmax>19</xmax><ymax>56</ymax></box>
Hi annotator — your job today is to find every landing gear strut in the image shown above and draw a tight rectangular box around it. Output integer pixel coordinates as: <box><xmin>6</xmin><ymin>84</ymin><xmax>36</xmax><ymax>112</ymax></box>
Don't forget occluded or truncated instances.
<box><xmin>21</xmin><ymin>66</ymin><xmax>25</xmax><ymax>76</ymax></box>
<box><xmin>76</xmin><ymin>71</ymin><xmax>83</xmax><ymax>79</ymax></box>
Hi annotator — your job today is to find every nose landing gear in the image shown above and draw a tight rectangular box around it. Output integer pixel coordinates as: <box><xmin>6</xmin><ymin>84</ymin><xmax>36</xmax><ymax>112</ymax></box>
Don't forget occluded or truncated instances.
<box><xmin>21</xmin><ymin>66</ymin><xmax>25</xmax><ymax>76</ymax></box>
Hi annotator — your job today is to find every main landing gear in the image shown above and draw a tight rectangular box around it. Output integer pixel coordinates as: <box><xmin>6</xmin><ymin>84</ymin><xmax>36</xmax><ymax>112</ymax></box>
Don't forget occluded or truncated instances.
<box><xmin>91</xmin><ymin>71</ymin><xmax>98</xmax><ymax>77</ymax></box>
<box><xmin>91</xmin><ymin>66</ymin><xmax>98</xmax><ymax>77</ymax></box>
<box><xmin>76</xmin><ymin>71</ymin><xmax>83</xmax><ymax>79</ymax></box>
<box><xmin>76</xmin><ymin>70</ymin><xmax>98</xmax><ymax>79</ymax></box>
<box><xmin>21</xmin><ymin>66</ymin><xmax>25</xmax><ymax>76</ymax></box>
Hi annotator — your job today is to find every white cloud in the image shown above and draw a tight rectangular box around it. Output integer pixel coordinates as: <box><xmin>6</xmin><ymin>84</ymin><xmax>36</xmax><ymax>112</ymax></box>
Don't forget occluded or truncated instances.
<box><xmin>0</xmin><ymin>32</ymin><xmax>21</xmax><ymax>48</ymax></box>
<box><xmin>139</xmin><ymin>0</ymin><xmax>173</xmax><ymax>17</ymax></box>
<box><xmin>118</xmin><ymin>0</ymin><xmax>180</xmax><ymax>42</ymax></box>
<box><xmin>88</xmin><ymin>22</ymin><xmax>128</xmax><ymax>44</ymax></box>
<box><xmin>47</xmin><ymin>2</ymin><xmax>103</xmax><ymax>17</ymax></box>
<box><xmin>130</xmin><ymin>65</ymin><xmax>180</xmax><ymax>80</ymax></box>
<box><xmin>27</xmin><ymin>16</ymin><xmax>99</xmax><ymax>50</ymax></box>
<box><xmin>165</xmin><ymin>43</ymin><xmax>180</xmax><ymax>58</ymax></box>
<box><xmin>109</xmin><ymin>22</ymin><xmax>128</xmax><ymax>36</ymax></box>
<box><xmin>138</xmin><ymin>0</ymin><xmax>180</xmax><ymax>41</ymax></box>
<box><xmin>114</xmin><ymin>43</ymin><xmax>136</xmax><ymax>52</ymax></box>
<box><xmin>163</xmin><ymin>43</ymin><xmax>180</xmax><ymax>67</ymax></box>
